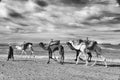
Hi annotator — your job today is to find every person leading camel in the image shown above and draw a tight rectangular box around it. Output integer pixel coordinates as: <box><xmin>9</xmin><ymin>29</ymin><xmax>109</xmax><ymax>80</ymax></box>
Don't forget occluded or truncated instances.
<box><xmin>7</xmin><ymin>43</ymin><xmax>14</xmax><ymax>61</ymax></box>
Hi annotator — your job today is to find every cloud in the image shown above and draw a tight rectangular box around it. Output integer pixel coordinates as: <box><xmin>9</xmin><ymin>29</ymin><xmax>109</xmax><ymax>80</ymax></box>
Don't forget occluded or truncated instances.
<box><xmin>0</xmin><ymin>3</ymin><xmax>8</xmax><ymax>17</ymax></box>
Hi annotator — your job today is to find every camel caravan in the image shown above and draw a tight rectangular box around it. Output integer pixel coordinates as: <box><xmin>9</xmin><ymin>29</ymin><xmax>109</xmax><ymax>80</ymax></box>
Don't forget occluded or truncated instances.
<box><xmin>7</xmin><ymin>37</ymin><xmax>107</xmax><ymax>67</ymax></box>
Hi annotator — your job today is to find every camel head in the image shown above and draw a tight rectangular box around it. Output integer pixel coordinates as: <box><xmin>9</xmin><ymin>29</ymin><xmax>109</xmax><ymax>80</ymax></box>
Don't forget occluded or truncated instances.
<box><xmin>39</xmin><ymin>42</ymin><xmax>48</xmax><ymax>50</ymax></box>
<box><xmin>39</xmin><ymin>42</ymin><xmax>44</xmax><ymax>46</ymax></box>
<box><xmin>66</xmin><ymin>41</ymin><xmax>76</xmax><ymax>50</ymax></box>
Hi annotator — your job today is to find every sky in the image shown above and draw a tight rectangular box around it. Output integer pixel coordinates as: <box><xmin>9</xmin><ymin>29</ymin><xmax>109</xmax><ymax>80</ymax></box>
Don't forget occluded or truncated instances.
<box><xmin>0</xmin><ymin>0</ymin><xmax>120</xmax><ymax>44</ymax></box>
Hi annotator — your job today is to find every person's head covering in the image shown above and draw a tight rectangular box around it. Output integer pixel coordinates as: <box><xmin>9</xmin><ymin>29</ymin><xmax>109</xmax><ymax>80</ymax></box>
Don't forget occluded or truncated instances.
<box><xmin>8</xmin><ymin>42</ymin><xmax>12</xmax><ymax>46</ymax></box>
<box><xmin>51</xmin><ymin>39</ymin><xmax>53</xmax><ymax>41</ymax></box>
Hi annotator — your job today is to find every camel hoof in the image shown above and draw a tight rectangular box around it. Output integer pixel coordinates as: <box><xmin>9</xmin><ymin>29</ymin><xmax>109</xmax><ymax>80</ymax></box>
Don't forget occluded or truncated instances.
<box><xmin>60</xmin><ymin>62</ymin><xmax>64</xmax><ymax>65</ymax></box>
<box><xmin>85</xmin><ymin>64</ymin><xmax>88</xmax><ymax>66</ymax></box>
<box><xmin>105</xmin><ymin>65</ymin><xmax>108</xmax><ymax>68</ymax></box>
<box><xmin>91</xmin><ymin>64</ymin><xmax>94</xmax><ymax>66</ymax></box>
<box><xmin>87</xmin><ymin>60</ymin><xmax>91</xmax><ymax>62</ymax></box>
<box><xmin>74</xmin><ymin>59</ymin><xmax>77</xmax><ymax>61</ymax></box>
<box><xmin>47</xmin><ymin>61</ymin><xmax>50</xmax><ymax>64</ymax></box>
<box><xmin>76</xmin><ymin>62</ymin><xmax>78</xmax><ymax>65</ymax></box>
<box><xmin>79</xmin><ymin>58</ymin><xmax>84</xmax><ymax>61</ymax></box>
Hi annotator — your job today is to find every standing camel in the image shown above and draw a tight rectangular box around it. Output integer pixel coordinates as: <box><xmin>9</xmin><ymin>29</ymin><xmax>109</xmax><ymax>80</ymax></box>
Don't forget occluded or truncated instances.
<box><xmin>15</xmin><ymin>42</ymin><xmax>34</xmax><ymax>57</ymax></box>
<box><xmin>39</xmin><ymin>40</ymin><xmax>64</xmax><ymax>64</ymax></box>
<box><xmin>66</xmin><ymin>39</ymin><xmax>92</xmax><ymax>62</ymax></box>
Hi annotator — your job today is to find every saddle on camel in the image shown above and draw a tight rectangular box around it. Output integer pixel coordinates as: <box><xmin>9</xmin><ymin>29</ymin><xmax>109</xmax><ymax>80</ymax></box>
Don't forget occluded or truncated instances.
<box><xmin>85</xmin><ymin>39</ymin><xmax>98</xmax><ymax>50</ymax></box>
<box><xmin>48</xmin><ymin>39</ymin><xmax>60</xmax><ymax>47</ymax></box>
<box><xmin>84</xmin><ymin>38</ymin><xmax>98</xmax><ymax>62</ymax></box>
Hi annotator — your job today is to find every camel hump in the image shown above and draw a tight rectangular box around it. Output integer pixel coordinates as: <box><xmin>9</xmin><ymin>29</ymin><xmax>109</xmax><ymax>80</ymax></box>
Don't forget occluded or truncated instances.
<box><xmin>78</xmin><ymin>39</ymin><xmax>83</xmax><ymax>43</ymax></box>
<box><xmin>87</xmin><ymin>41</ymin><xmax>97</xmax><ymax>50</ymax></box>
<box><xmin>26</xmin><ymin>42</ymin><xmax>33</xmax><ymax>45</ymax></box>
<box><xmin>23</xmin><ymin>42</ymin><xmax>33</xmax><ymax>50</ymax></box>
<box><xmin>50</xmin><ymin>40</ymin><xmax>60</xmax><ymax>46</ymax></box>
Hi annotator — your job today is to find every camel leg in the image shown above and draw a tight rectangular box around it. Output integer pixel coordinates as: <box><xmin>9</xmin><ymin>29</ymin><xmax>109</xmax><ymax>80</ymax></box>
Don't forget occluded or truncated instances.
<box><xmin>47</xmin><ymin>57</ymin><xmax>50</xmax><ymax>64</ymax></box>
<box><xmin>100</xmin><ymin>55</ymin><xmax>107</xmax><ymax>67</ymax></box>
<box><xmin>60</xmin><ymin>52</ymin><xmax>64</xmax><ymax>64</ymax></box>
<box><xmin>28</xmin><ymin>50</ymin><xmax>31</xmax><ymax>59</ymax></box>
<box><xmin>30</xmin><ymin>47</ymin><xmax>35</xmax><ymax>58</ymax></box>
<box><xmin>47</xmin><ymin>51</ymin><xmax>52</xmax><ymax>64</ymax></box>
<box><xmin>91</xmin><ymin>48</ymin><xmax>101</xmax><ymax>66</ymax></box>
<box><xmin>91</xmin><ymin>57</ymin><xmax>97</xmax><ymax>66</ymax></box>
<box><xmin>75</xmin><ymin>50</ymin><xmax>84</xmax><ymax>61</ymax></box>
<box><xmin>76</xmin><ymin>52</ymin><xmax>82</xmax><ymax>64</ymax></box>
<box><xmin>87</xmin><ymin>52</ymin><xmax>92</xmax><ymax>62</ymax></box>
<box><xmin>21</xmin><ymin>50</ymin><xmax>27</xmax><ymax>55</ymax></box>
<box><xmin>53</xmin><ymin>53</ymin><xmax>57</xmax><ymax>60</ymax></box>
<box><xmin>91</xmin><ymin>53</ymin><xmax>98</xmax><ymax>67</ymax></box>
<box><xmin>21</xmin><ymin>50</ymin><xmax>27</xmax><ymax>59</ymax></box>
<box><xmin>91</xmin><ymin>51</ymin><xmax>98</xmax><ymax>66</ymax></box>
<box><xmin>29</xmin><ymin>50</ymin><xmax>34</xmax><ymax>58</ymax></box>
<box><xmin>60</xmin><ymin>55</ymin><xmax>64</xmax><ymax>65</ymax></box>
<box><xmin>83</xmin><ymin>53</ymin><xmax>88</xmax><ymax>66</ymax></box>
<box><xmin>89</xmin><ymin>54</ymin><xmax>92</xmax><ymax>62</ymax></box>
<box><xmin>21</xmin><ymin>50</ymin><xmax>24</xmax><ymax>56</ymax></box>
<box><xmin>24</xmin><ymin>51</ymin><xmax>28</xmax><ymax>58</ymax></box>
<box><xmin>59</xmin><ymin>46</ymin><xmax>64</xmax><ymax>65</ymax></box>
<box><xmin>75</xmin><ymin>50</ymin><xmax>79</xmax><ymax>61</ymax></box>
<box><xmin>62</xmin><ymin>55</ymin><xmax>64</xmax><ymax>64</ymax></box>
<box><xmin>31</xmin><ymin>51</ymin><xmax>35</xmax><ymax>58</ymax></box>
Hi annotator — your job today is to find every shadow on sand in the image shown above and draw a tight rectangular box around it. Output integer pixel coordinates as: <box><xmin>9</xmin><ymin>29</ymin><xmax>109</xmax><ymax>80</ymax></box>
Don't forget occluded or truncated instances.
<box><xmin>64</xmin><ymin>61</ymin><xmax>120</xmax><ymax>68</ymax></box>
<box><xmin>13</xmin><ymin>59</ymin><xmax>35</xmax><ymax>62</ymax></box>
<box><xmin>64</xmin><ymin>61</ymin><xmax>85</xmax><ymax>65</ymax></box>
<box><xmin>107</xmin><ymin>64</ymin><xmax>120</xmax><ymax>67</ymax></box>
<box><xmin>91</xmin><ymin>63</ymin><xmax>120</xmax><ymax>68</ymax></box>
<box><xmin>7</xmin><ymin>59</ymin><xmax>120</xmax><ymax>68</ymax></box>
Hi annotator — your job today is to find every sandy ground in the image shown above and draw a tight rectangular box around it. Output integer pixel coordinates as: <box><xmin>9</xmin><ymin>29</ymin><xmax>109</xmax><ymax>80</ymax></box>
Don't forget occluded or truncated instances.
<box><xmin>0</xmin><ymin>54</ymin><xmax>120</xmax><ymax>80</ymax></box>
<box><xmin>0</xmin><ymin>44</ymin><xmax>120</xmax><ymax>80</ymax></box>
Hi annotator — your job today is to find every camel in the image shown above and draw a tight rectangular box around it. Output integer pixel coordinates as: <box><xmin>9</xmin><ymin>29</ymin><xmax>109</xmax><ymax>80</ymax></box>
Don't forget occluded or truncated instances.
<box><xmin>67</xmin><ymin>40</ymin><xmax>107</xmax><ymax>67</ymax></box>
<box><xmin>39</xmin><ymin>41</ymin><xmax>64</xmax><ymax>64</ymax></box>
<box><xmin>15</xmin><ymin>42</ymin><xmax>34</xmax><ymax>57</ymax></box>
<box><xmin>66</xmin><ymin>39</ymin><xmax>92</xmax><ymax>62</ymax></box>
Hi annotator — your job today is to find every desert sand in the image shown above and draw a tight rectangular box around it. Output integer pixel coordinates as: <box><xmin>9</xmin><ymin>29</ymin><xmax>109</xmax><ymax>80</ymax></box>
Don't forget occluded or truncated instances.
<box><xmin>0</xmin><ymin>44</ymin><xmax>120</xmax><ymax>80</ymax></box>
